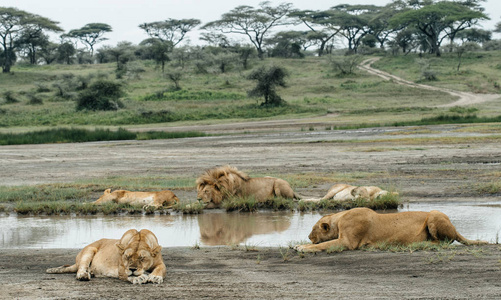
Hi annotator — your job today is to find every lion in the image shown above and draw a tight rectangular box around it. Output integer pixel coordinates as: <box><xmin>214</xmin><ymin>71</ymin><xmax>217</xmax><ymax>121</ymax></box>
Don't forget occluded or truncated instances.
<box><xmin>295</xmin><ymin>207</ymin><xmax>488</xmax><ymax>252</ymax></box>
<box><xmin>198</xmin><ymin>213</ymin><xmax>290</xmax><ymax>246</ymax></box>
<box><xmin>321</xmin><ymin>184</ymin><xmax>357</xmax><ymax>201</ymax></box>
<box><xmin>46</xmin><ymin>229</ymin><xmax>166</xmax><ymax>284</ymax></box>
<box><xmin>196</xmin><ymin>165</ymin><xmax>299</xmax><ymax>208</ymax></box>
<box><xmin>321</xmin><ymin>184</ymin><xmax>397</xmax><ymax>201</ymax></box>
<box><xmin>93</xmin><ymin>189</ymin><xmax>179</xmax><ymax>208</ymax></box>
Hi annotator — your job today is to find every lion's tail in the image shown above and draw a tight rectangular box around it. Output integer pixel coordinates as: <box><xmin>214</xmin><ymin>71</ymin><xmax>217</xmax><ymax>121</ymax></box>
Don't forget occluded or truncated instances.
<box><xmin>456</xmin><ymin>233</ymin><xmax>489</xmax><ymax>245</ymax></box>
<box><xmin>46</xmin><ymin>264</ymin><xmax>78</xmax><ymax>274</ymax></box>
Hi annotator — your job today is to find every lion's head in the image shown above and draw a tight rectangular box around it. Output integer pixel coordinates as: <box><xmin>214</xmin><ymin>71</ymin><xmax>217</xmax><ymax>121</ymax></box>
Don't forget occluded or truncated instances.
<box><xmin>351</xmin><ymin>186</ymin><xmax>370</xmax><ymax>199</ymax></box>
<box><xmin>116</xmin><ymin>229</ymin><xmax>162</xmax><ymax>279</ymax></box>
<box><xmin>196</xmin><ymin>165</ymin><xmax>250</xmax><ymax>207</ymax></box>
<box><xmin>96</xmin><ymin>189</ymin><xmax>122</xmax><ymax>203</ymax></box>
<box><xmin>308</xmin><ymin>214</ymin><xmax>340</xmax><ymax>244</ymax></box>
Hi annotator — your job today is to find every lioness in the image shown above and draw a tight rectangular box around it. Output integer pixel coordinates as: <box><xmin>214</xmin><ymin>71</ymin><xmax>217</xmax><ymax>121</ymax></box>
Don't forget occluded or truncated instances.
<box><xmin>321</xmin><ymin>184</ymin><xmax>396</xmax><ymax>201</ymax></box>
<box><xmin>295</xmin><ymin>207</ymin><xmax>487</xmax><ymax>252</ymax></box>
<box><xmin>93</xmin><ymin>189</ymin><xmax>179</xmax><ymax>208</ymax></box>
<box><xmin>46</xmin><ymin>229</ymin><xmax>167</xmax><ymax>284</ymax></box>
<box><xmin>196</xmin><ymin>165</ymin><xmax>299</xmax><ymax>208</ymax></box>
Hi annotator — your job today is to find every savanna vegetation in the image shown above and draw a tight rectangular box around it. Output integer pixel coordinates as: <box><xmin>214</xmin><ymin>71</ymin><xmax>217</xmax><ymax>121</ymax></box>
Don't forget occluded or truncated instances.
<box><xmin>1</xmin><ymin>0</ymin><xmax>500</xmax><ymax>214</ymax></box>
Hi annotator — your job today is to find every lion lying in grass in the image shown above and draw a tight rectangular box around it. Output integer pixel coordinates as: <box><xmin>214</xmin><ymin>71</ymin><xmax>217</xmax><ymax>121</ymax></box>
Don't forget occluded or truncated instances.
<box><xmin>93</xmin><ymin>189</ymin><xmax>179</xmax><ymax>208</ymax></box>
<box><xmin>321</xmin><ymin>184</ymin><xmax>397</xmax><ymax>201</ymax></box>
<box><xmin>46</xmin><ymin>229</ymin><xmax>166</xmax><ymax>284</ymax></box>
<box><xmin>295</xmin><ymin>207</ymin><xmax>487</xmax><ymax>252</ymax></box>
<box><xmin>196</xmin><ymin>165</ymin><xmax>299</xmax><ymax>208</ymax></box>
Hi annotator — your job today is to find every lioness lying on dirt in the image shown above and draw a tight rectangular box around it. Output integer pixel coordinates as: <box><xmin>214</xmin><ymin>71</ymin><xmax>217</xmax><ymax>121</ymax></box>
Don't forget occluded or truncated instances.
<box><xmin>295</xmin><ymin>207</ymin><xmax>487</xmax><ymax>252</ymax></box>
<box><xmin>46</xmin><ymin>229</ymin><xmax>166</xmax><ymax>284</ymax></box>
<box><xmin>93</xmin><ymin>189</ymin><xmax>179</xmax><ymax>208</ymax></box>
<box><xmin>321</xmin><ymin>184</ymin><xmax>397</xmax><ymax>201</ymax></box>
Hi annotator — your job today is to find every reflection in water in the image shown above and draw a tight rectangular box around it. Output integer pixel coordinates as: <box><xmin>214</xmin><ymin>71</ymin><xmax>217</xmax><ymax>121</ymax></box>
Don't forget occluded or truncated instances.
<box><xmin>198</xmin><ymin>212</ymin><xmax>291</xmax><ymax>246</ymax></box>
<box><xmin>1</xmin><ymin>201</ymin><xmax>500</xmax><ymax>249</ymax></box>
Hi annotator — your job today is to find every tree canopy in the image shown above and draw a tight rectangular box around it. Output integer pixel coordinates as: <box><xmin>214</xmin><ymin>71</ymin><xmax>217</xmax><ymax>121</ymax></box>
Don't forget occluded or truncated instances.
<box><xmin>139</xmin><ymin>18</ymin><xmax>201</xmax><ymax>49</ymax></box>
<box><xmin>390</xmin><ymin>1</ymin><xmax>488</xmax><ymax>56</ymax></box>
<box><xmin>65</xmin><ymin>23</ymin><xmax>112</xmax><ymax>57</ymax></box>
<box><xmin>0</xmin><ymin>7</ymin><xmax>62</xmax><ymax>72</ymax></box>
<box><xmin>202</xmin><ymin>1</ymin><xmax>295</xmax><ymax>58</ymax></box>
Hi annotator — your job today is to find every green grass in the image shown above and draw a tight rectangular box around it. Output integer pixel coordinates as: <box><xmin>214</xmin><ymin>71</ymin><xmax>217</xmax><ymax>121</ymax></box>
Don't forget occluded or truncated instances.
<box><xmin>0</xmin><ymin>127</ymin><xmax>208</xmax><ymax>145</ymax></box>
<box><xmin>298</xmin><ymin>193</ymin><xmax>401</xmax><ymax>212</ymax></box>
<box><xmin>4</xmin><ymin>53</ymin><xmax>499</xmax><ymax>131</ymax></box>
<box><xmin>173</xmin><ymin>201</ymin><xmax>205</xmax><ymax>214</ymax></box>
<box><xmin>473</xmin><ymin>181</ymin><xmax>501</xmax><ymax>195</ymax></box>
<box><xmin>362</xmin><ymin>240</ymin><xmax>457</xmax><ymax>252</ymax></box>
<box><xmin>14</xmin><ymin>201</ymin><xmax>160</xmax><ymax>215</ymax></box>
<box><xmin>141</xmin><ymin>89</ymin><xmax>244</xmax><ymax>101</ymax></box>
<box><xmin>0</xmin><ymin>183</ymin><xmax>99</xmax><ymax>203</ymax></box>
<box><xmin>373</xmin><ymin>51</ymin><xmax>501</xmax><ymax>94</ymax></box>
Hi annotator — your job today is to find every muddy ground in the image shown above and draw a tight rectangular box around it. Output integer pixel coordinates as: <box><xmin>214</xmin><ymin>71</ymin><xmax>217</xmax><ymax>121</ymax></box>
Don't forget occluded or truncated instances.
<box><xmin>1</xmin><ymin>121</ymin><xmax>501</xmax><ymax>299</ymax></box>
<box><xmin>1</xmin><ymin>245</ymin><xmax>500</xmax><ymax>299</ymax></box>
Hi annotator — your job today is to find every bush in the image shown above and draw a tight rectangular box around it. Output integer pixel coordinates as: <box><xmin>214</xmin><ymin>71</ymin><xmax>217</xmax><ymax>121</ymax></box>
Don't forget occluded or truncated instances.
<box><xmin>76</xmin><ymin>80</ymin><xmax>125</xmax><ymax>111</ymax></box>
<box><xmin>329</xmin><ymin>54</ymin><xmax>364</xmax><ymax>76</ymax></box>
<box><xmin>247</xmin><ymin>65</ymin><xmax>289</xmax><ymax>106</ymax></box>
<box><xmin>3</xmin><ymin>91</ymin><xmax>19</xmax><ymax>104</ymax></box>
<box><xmin>482</xmin><ymin>40</ymin><xmax>501</xmax><ymax>51</ymax></box>
<box><xmin>27</xmin><ymin>93</ymin><xmax>43</xmax><ymax>105</ymax></box>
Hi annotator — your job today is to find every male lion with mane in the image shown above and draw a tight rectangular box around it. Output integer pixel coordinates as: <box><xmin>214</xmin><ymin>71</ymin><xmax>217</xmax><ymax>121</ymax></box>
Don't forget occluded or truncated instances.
<box><xmin>93</xmin><ymin>189</ymin><xmax>179</xmax><ymax>208</ymax></box>
<box><xmin>196</xmin><ymin>165</ymin><xmax>299</xmax><ymax>208</ymax></box>
<box><xmin>295</xmin><ymin>207</ymin><xmax>487</xmax><ymax>252</ymax></box>
<box><xmin>46</xmin><ymin>229</ymin><xmax>166</xmax><ymax>284</ymax></box>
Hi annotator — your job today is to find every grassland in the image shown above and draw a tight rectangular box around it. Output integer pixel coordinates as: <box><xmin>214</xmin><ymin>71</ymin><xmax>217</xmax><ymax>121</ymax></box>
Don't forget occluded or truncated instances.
<box><xmin>1</xmin><ymin>51</ymin><xmax>500</xmax><ymax>213</ymax></box>
<box><xmin>2</xmin><ymin>51</ymin><xmax>500</xmax><ymax>134</ymax></box>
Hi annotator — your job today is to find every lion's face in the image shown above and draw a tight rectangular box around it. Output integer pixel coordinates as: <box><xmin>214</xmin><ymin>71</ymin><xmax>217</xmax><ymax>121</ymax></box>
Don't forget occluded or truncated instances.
<box><xmin>197</xmin><ymin>184</ymin><xmax>223</xmax><ymax>207</ymax></box>
<box><xmin>309</xmin><ymin>219</ymin><xmax>338</xmax><ymax>244</ymax></box>
<box><xmin>119</xmin><ymin>246</ymin><xmax>157</xmax><ymax>277</ymax></box>
<box><xmin>116</xmin><ymin>229</ymin><xmax>162</xmax><ymax>281</ymax></box>
<box><xmin>351</xmin><ymin>187</ymin><xmax>369</xmax><ymax>199</ymax></box>
<box><xmin>96</xmin><ymin>189</ymin><xmax>118</xmax><ymax>203</ymax></box>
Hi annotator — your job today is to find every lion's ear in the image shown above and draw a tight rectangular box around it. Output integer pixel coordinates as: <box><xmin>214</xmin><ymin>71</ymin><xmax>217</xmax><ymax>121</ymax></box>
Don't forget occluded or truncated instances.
<box><xmin>151</xmin><ymin>245</ymin><xmax>162</xmax><ymax>257</ymax></box>
<box><xmin>104</xmin><ymin>188</ymin><xmax>111</xmax><ymax>194</ymax></box>
<box><xmin>320</xmin><ymin>223</ymin><xmax>330</xmax><ymax>232</ymax></box>
<box><xmin>116</xmin><ymin>242</ymin><xmax>125</xmax><ymax>252</ymax></box>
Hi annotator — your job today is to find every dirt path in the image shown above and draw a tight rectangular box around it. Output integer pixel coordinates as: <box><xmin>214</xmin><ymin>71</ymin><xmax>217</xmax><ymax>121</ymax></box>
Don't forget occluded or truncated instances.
<box><xmin>1</xmin><ymin>246</ymin><xmax>500</xmax><ymax>299</ymax></box>
<box><xmin>359</xmin><ymin>58</ymin><xmax>500</xmax><ymax>107</ymax></box>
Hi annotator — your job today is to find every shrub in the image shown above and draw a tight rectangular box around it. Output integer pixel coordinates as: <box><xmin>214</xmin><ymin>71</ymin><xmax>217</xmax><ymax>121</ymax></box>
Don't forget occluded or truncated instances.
<box><xmin>76</xmin><ymin>80</ymin><xmax>125</xmax><ymax>111</ymax></box>
<box><xmin>330</xmin><ymin>54</ymin><xmax>364</xmax><ymax>76</ymax></box>
<box><xmin>27</xmin><ymin>93</ymin><xmax>43</xmax><ymax>105</ymax></box>
<box><xmin>3</xmin><ymin>91</ymin><xmax>19</xmax><ymax>104</ymax></box>
<box><xmin>247</xmin><ymin>65</ymin><xmax>289</xmax><ymax>107</ymax></box>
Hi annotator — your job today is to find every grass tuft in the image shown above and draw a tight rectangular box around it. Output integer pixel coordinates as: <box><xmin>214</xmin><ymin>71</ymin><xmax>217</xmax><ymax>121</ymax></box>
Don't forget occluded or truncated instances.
<box><xmin>173</xmin><ymin>201</ymin><xmax>205</xmax><ymax>214</ymax></box>
<box><xmin>0</xmin><ymin>128</ymin><xmax>207</xmax><ymax>145</ymax></box>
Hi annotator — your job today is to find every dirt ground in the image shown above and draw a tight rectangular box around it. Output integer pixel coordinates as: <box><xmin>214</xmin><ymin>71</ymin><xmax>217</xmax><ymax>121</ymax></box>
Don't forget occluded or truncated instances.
<box><xmin>1</xmin><ymin>119</ymin><xmax>501</xmax><ymax>299</ymax></box>
<box><xmin>0</xmin><ymin>245</ymin><xmax>500</xmax><ymax>299</ymax></box>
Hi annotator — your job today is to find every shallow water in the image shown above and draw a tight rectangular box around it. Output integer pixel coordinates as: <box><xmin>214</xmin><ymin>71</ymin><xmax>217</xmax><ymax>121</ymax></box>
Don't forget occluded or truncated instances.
<box><xmin>1</xmin><ymin>202</ymin><xmax>500</xmax><ymax>249</ymax></box>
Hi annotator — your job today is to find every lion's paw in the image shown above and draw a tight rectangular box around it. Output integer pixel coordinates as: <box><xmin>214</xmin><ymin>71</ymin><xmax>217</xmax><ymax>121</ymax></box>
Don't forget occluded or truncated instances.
<box><xmin>129</xmin><ymin>274</ymin><xmax>149</xmax><ymax>285</ymax></box>
<box><xmin>294</xmin><ymin>244</ymin><xmax>318</xmax><ymax>253</ymax></box>
<box><xmin>76</xmin><ymin>270</ymin><xmax>91</xmax><ymax>281</ymax></box>
<box><xmin>148</xmin><ymin>275</ymin><xmax>164</xmax><ymax>284</ymax></box>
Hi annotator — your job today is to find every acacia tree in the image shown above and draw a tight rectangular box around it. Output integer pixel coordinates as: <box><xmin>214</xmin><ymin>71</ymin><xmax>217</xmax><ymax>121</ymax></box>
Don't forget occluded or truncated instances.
<box><xmin>0</xmin><ymin>7</ymin><xmax>62</xmax><ymax>72</ymax></box>
<box><xmin>494</xmin><ymin>20</ymin><xmax>501</xmax><ymax>33</ymax></box>
<box><xmin>390</xmin><ymin>1</ymin><xmax>487</xmax><ymax>56</ymax></box>
<box><xmin>65</xmin><ymin>23</ymin><xmax>112</xmax><ymax>57</ymax></box>
<box><xmin>366</xmin><ymin>3</ymin><xmax>404</xmax><ymax>49</ymax></box>
<box><xmin>139</xmin><ymin>38</ymin><xmax>171</xmax><ymax>73</ymax></box>
<box><xmin>327</xmin><ymin>4</ymin><xmax>381</xmax><ymax>54</ymax></box>
<box><xmin>202</xmin><ymin>2</ymin><xmax>295</xmax><ymax>59</ymax></box>
<box><xmin>139</xmin><ymin>18</ymin><xmax>200</xmax><ymax>50</ymax></box>
<box><xmin>289</xmin><ymin>10</ymin><xmax>341</xmax><ymax>56</ymax></box>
